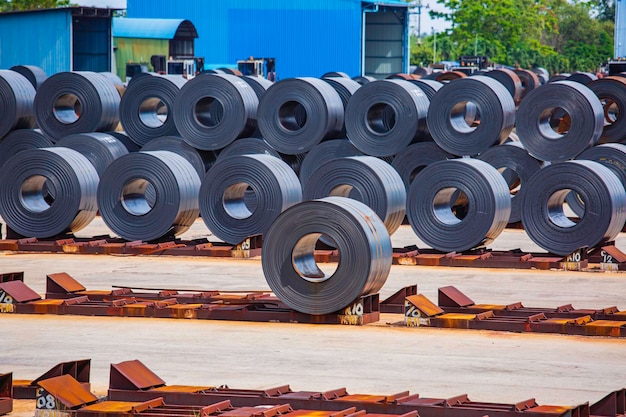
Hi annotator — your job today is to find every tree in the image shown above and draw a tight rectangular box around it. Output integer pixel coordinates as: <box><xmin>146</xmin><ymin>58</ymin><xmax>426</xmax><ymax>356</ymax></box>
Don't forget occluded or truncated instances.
<box><xmin>0</xmin><ymin>0</ymin><xmax>70</xmax><ymax>12</ymax></box>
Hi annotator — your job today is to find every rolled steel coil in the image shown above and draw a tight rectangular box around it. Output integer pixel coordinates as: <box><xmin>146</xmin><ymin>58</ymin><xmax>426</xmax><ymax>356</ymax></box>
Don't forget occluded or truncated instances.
<box><xmin>587</xmin><ymin>76</ymin><xmax>626</xmax><ymax>144</ymax></box>
<box><xmin>218</xmin><ymin>67</ymin><xmax>243</xmax><ymax>76</ymax></box>
<box><xmin>406</xmin><ymin>158</ymin><xmax>511</xmax><ymax>252</ymax></box>
<box><xmin>322</xmin><ymin>77</ymin><xmax>361</xmax><ymax>136</ymax></box>
<box><xmin>257</xmin><ymin>77</ymin><xmax>344</xmax><ymax>154</ymax></box>
<box><xmin>532</xmin><ymin>67</ymin><xmax>550</xmax><ymax>85</ymax></box>
<box><xmin>119</xmin><ymin>74</ymin><xmax>186</xmax><ymax>146</ymax></box>
<box><xmin>567</xmin><ymin>143</ymin><xmax>626</xmax><ymax>217</ymax></box>
<box><xmin>516</xmin><ymin>81</ymin><xmax>604</xmax><ymax>161</ymax></box>
<box><xmin>203</xmin><ymin>69</ymin><xmax>225</xmax><ymax>74</ymax></box>
<box><xmin>303</xmin><ymin>156</ymin><xmax>406</xmax><ymax>235</ymax></box>
<box><xmin>322</xmin><ymin>71</ymin><xmax>350</xmax><ymax>79</ymax></box>
<box><xmin>299</xmin><ymin>138</ymin><xmax>364</xmax><ymax>187</ymax></box>
<box><xmin>477</xmin><ymin>142</ymin><xmax>542</xmax><ymax>223</ymax></box>
<box><xmin>216</xmin><ymin>137</ymin><xmax>303</xmax><ymax>175</ymax></box>
<box><xmin>407</xmin><ymin>79</ymin><xmax>443</xmax><ymax>101</ymax></box>
<box><xmin>483</xmin><ymin>68</ymin><xmax>523</xmax><ymax>103</ymax></box>
<box><xmin>345</xmin><ymin>80</ymin><xmax>430</xmax><ymax>156</ymax></box>
<box><xmin>352</xmin><ymin>75</ymin><xmax>377</xmax><ymax>85</ymax></box>
<box><xmin>10</xmin><ymin>65</ymin><xmax>47</xmax><ymax>90</ymax></box>
<box><xmin>0</xmin><ymin>129</ymin><xmax>53</xmax><ymax>169</ymax></box>
<box><xmin>428</xmin><ymin>71</ymin><xmax>467</xmax><ymax>82</ymax></box>
<box><xmin>521</xmin><ymin>160</ymin><xmax>626</xmax><ymax>256</ymax></box>
<box><xmin>97</xmin><ymin>150</ymin><xmax>201</xmax><ymax>242</ymax></box>
<box><xmin>392</xmin><ymin>142</ymin><xmax>452</xmax><ymax>191</ymax></box>
<box><xmin>262</xmin><ymin>196</ymin><xmax>392</xmax><ymax>315</ymax></box>
<box><xmin>514</xmin><ymin>69</ymin><xmax>540</xmax><ymax>101</ymax></box>
<box><xmin>0</xmin><ymin>147</ymin><xmax>98</xmax><ymax>238</ymax></box>
<box><xmin>199</xmin><ymin>154</ymin><xmax>302</xmax><ymax>244</ymax></box>
<box><xmin>427</xmin><ymin>75</ymin><xmax>516</xmax><ymax>156</ymax></box>
<box><xmin>0</xmin><ymin>70</ymin><xmax>36</xmax><ymax>139</ymax></box>
<box><xmin>412</xmin><ymin>67</ymin><xmax>431</xmax><ymax>78</ymax></box>
<box><xmin>548</xmin><ymin>73</ymin><xmax>570</xmax><ymax>83</ymax></box>
<box><xmin>56</xmin><ymin>133</ymin><xmax>129</xmax><ymax>178</ymax></box>
<box><xmin>98</xmin><ymin>72</ymin><xmax>126</xmax><ymax>97</ymax></box>
<box><xmin>141</xmin><ymin>136</ymin><xmax>210</xmax><ymax>178</ymax></box>
<box><xmin>174</xmin><ymin>73</ymin><xmax>258</xmax><ymax>151</ymax></box>
<box><xmin>386</xmin><ymin>73</ymin><xmax>418</xmax><ymax>80</ymax></box>
<box><xmin>105</xmin><ymin>131</ymin><xmax>140</xmax><ymax>153</ymax></box>
<box><xmin>567</xmin><ymin>72</ymin><xmax>598</xmax><ymax>85</ymax></box>
<box><xmin>240</xmin><ymin>76</ymin><xmax>273</xmax><ymax>101</ymax></box>
<box><xmin>34</xmin><ymin>71</ymin><xmax>120</xmax><ymax>142</ymax></box>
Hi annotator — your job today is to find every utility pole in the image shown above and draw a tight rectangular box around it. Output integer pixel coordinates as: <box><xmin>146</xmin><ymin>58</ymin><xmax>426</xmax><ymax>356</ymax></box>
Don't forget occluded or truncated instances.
<box><xmin>432</xmin><ymin>27</ymin><xmax>437</xmax><ymax>63</ymax></box>
<box><xmin>409</xmin><ymin>1</ymin><xmax>429</xmax><ymax>44</ymax></box>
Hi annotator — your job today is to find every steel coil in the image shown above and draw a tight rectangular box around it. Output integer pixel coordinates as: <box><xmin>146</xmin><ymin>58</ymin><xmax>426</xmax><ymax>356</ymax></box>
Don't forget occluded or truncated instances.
<box><xmin>0</xmin><ymin>147</ymin><xmax>98</xmax><ymax>238</ymax></box>
<box><xmin>34</xmin><ymin>72</ymin><xmax>120</xmax><ymax>142</ymax></box>
<box><xmin>0</xmin><ymin>70</ymin><xmax>37</xmax><ymax>139</ymax></box>
<box><xmin>55</xmin><ymin>133</ymin><xmax>129</xmax><ymax>177</ymax></box>
<box><xmin>532</xmin><ymin>67</ymin><xmax>550</xmax><ymax>85</ymax></box>
<box><xmin>407</xmin><ymin>158</ymin><xmax>511</xmax><ymax>252</ymax></box>
<box><xmin>514</xmin><ymin>69</ymin><xmax>540</xmax><ymax>101</ymax></box>
<box><xmin>477</xmin><ymin>142</ymin><xmax>542</xmax><ymax>223</ymax></box>
<box><xmin>352</xmin><ymin>75</ymin><xmax>376</xmax><ymax>85</ymax></box>
<box><xmin>119</xmin><ymin>74</ymin><xmax>186</xmax><ymax>146</ymax></box>
<box><xmin>262</xmin><ymin>196</ymin><xmax>392</xmax><ymax>315</ymax></box>
<box><xmin>567</xmin><ymin>72</ymin><xmax>598</xmax><ymax>85</ymax></box>
<box><xmin>299</xmin><ymin>138</ymin><xmax>364</xmax><ymax>187</ymax></box>
<box><xmin>412</xmin><ymin>67</ymin><xmax>431</xmax><ymax>78</ymax></box>
<box><xmin>199</xmin><ymin>154</ymin><xmax>302</xmax><ymax>244</ymax></box>
<box><xmin>516</xmin><ymin>81</ymin><xmax>604</xmax><ymax>161</ymax></box>
<box><xmin>10</xmin><ymin>65</ymin><xmax>47</xmax><ymax>90</ymax></box>
<box><xmin>392</xmin><ymin>142</ymin><xmax>452</xmax><ymax>191</ymax></box>
<box><xmin>427</xmin><ymin>76</ymin><xmax>516</xmax><ymax>156</ymax></box>
<box><xmin>322</xmin><ymin>71</ymin><xmax>350</xmax><ymax>79</ymax></box>
<box><xmin>587</xmin><ymin>76</ymin><xmax>626</xmax><ymax>144</ymax></box>
<box><xmin>521</xmin><ymin>160</ymin><xmax>626</xmax><ymax>255</ymax></box>
<box><xmin>0</xmin><ymin>129</ymin><xmax>53</xmax><ymax>169</ymax></box>
<box><xmin>218</xmin><ymin>68</ymin><xmax>243</xmax><ymax>76</ymax></box>
<box><xmin>98</xmin><ymin>72</ymin><xmax>126</xmax><ymax>97</ymax></box>
<box><xmin>567</xmin><ymin>143</ymin><xmax>626</xmax><ymax>217</ymax></box>
<box><xmin>322</xmin><ymin>77</ymin><xmax>361</xmax><ymax>136</ymax></box>
<box><xmin>216</xmin><ymin>137</ymin><xmax>302</xmax><ymax>175</ymax></box>
<box><xmin>428</xmin><ymin>71</ymin><xmax>467</xmax><ymax>82</ymax></box>
<box><xmin>240</xmin><ymin>76</ymin><xmax>273</xmax><ymax>101</ymax></box>
<box><xmin>548</xmin><ymin>73</ymin><xmax>570</xmax><ymax>83</ymax></box>
<box><xmin>105</xmin><ymin>131</ymin><xmax>140</xmax><ymax>153</ymax></box>
<box><xmin>386</xmin><ymin>73</ymin><xmax>418</xmax><ymax>81</ymax></box>
<box><xmin>257</xmin><ymin>77</ymin><xmax>344</xmax><ymax>154</ymax></box>
<box><xmin>345</xmin><ymin>79</ymin><xmax>429</xmax><ymax>156</ymax></box>
<box><xmin>483</xmin><ymin>69</ymin><xmax>523</xmax><ymax>103</ymax></box>
<box><xmin>174</xmin><ymin>73</ymin><xmax>259</xmax><ymax>151</ymax></box>
<box><xmin>407</xmin><ymin>79</ymin><xmax>443</xmax><ymax>101</ymax></box>
<box><xmin>303</xmin><ymin>156</ymin><xmax>406</xmax><ymax>235</ymax></box>
<box><xmin>141</xmin><ymin>136</ymin><xmax>208</xmax><ymax>178</ymax></box>
<box><xmin>97</xmin><ymin>150</ymin><xmax>201</xmax><ymax>242</ymax></box>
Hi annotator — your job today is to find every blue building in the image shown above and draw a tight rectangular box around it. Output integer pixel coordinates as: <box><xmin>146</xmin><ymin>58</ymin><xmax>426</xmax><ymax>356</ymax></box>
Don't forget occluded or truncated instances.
<box><xmin>0</xmin><ymin>7</ymin><xmax>116</xmax><ymax>75</ymax></box>
<box><xmin>126</xmin><ymin>0</ymin><xmax>409</xmax><ymax>79</ymax></box>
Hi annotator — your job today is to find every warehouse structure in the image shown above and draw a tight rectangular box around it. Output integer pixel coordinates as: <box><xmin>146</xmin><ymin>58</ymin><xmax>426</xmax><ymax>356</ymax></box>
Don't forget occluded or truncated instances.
<box><xmin>126</xmin><ymin>0</ymin><xmax>409</xmax><ymax>79</ymax></box>
<box><xmin>113</xmin><ymin>18</ymin><xmax>199</xmax><ymax>81</ymax></box>
<box><xmin>0</xmin><ymin>7</ymin><xmax>115</xmax><ymax>75</ymax></box>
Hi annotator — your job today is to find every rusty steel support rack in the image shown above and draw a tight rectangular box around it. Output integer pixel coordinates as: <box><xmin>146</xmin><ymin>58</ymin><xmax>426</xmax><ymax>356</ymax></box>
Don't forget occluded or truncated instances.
<box><xmin>0</xmin><ymin>272</ymin><xmax>379</xmax><ymax>325</ymax></box>
<box><xmin>2</xmin><ymin>233</ymin><xmax>626</xmax><ymax>271</ymax></box>
<box><xmin>403</xmin><ymin>286</ymin><xmax>626</xmax><ymax>337</ymax></box>
<box><xmin>103</xmin><ymin>360</ymin><xmax>623</xmax><ymax>417</ymax></box>
<box><xmin>9</xmin><ymin>359</ymin><xmax>91</xmax><ymax>399</ymax></box>
<box><xmin>0</xmin><ymin>373</ymin><xmax>12</xmax><ymax>416</ymax></box>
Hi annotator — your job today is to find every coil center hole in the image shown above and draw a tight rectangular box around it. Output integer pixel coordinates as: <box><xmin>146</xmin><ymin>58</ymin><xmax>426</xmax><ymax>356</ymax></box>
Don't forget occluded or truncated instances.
<box><xmin>53</xmin><ymin>93</ymin><xmax>82</xmax><ymax>125</ymax></box>
<box><xmin>20</xmin><ymin>175</ymin><xmax>53</xmax><ymax>213</ymax></box>
<box><xmin>279</xmin><ymin>101</ymin><xmax>307</xmax><ymax>131</ymax></box>
<box><xmin>121</xmin><ymin>178</ymin><xmax>155</xmax><ymax>216</ymax></box>
<box><xmin>549</xmin><ymin>188</ymin><xmax>583</xmax><ymax>228</ymax></box>
<box><xmin>539</xmin><ymin>106</ymin><xmax>570</xmax><ymax>139</ymax></box>
<box><xmin>223</xmin><ymin>182</ymin><xmax>256</xmax><ymax>220</ymax></box>
<box><xmin>292</xmin><ymin>233</ymin><xmax>339</xmax><ymax>283</ymax></box>
<box><xmin>195</xmin><ymin>97</ymin><xmax>224</xmax><ymax>127</ymax></box>
<box><xmin>434</xmin><ymin>187</ymin><xmax>469</xmax><ymax>224</ymax></box>
<box><xmin>366</xmin><ymin>103</ymin><xmax>396</xmax><ymax>134</ymax></box>
<box><xmin>450</xmin><ymin>101</ymin><xmax>481</xmax><ymax>133</ymax></box>
<box><xmin>601</xmin><ymin>98</ymin><xmax>619</xmax><ymax>124</ymax></box>
<box><xmin>139</xmin><ymin>97</ymin><xmax>168</xmax><ymax>128</ymax></box>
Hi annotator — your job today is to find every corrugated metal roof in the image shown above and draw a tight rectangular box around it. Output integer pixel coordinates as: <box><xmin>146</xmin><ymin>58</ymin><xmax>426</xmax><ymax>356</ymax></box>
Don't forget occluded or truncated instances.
<box><xmin>362</xmin><ymin>0</ymin><xmax>409</xmax><ymax>7</ymax></box>
<box><xmin>113</xmin><ymin>17</ymin><xmax>198</xmax><ymax>39</ymax></box>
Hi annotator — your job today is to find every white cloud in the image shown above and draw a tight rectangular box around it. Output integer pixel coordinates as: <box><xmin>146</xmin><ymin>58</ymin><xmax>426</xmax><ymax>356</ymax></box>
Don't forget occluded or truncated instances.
<box><xmin>73</xmin><ymin>0</ymin><xmax>127</xmax><ymax>8</ymax></box>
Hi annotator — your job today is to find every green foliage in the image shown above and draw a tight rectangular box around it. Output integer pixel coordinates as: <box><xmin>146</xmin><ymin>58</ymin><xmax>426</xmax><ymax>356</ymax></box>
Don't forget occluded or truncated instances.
<box><xmin>0</xmin><ymin>0</ymin><xmax>70</xmax><ymax>12</ymax></box>
<box><xmin>416</xmin><ymin>0</ymin><xmax>615</xmax><ymax>74</ymax></box>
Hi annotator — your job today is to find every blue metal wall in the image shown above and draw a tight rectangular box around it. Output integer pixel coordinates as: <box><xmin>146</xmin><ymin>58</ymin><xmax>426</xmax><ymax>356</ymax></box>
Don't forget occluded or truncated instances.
<box><xmin>616</xmin><ymin>0</ymin><xmax>626</xmax><ymax>59</ymax></box>
<box><xmin>127</xmin><ymin>0</ymin><xmax>364</xmax><ymax>78</ymax></box>
<box><xmin>0</xmin><ymin>9</ymin><xmax>72</xmax><ymax>75</ymax></box>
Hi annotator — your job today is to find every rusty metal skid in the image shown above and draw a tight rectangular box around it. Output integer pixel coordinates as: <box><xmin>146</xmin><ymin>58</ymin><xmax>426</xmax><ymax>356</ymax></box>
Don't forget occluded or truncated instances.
<box><xmin>0</xmin><ymin>272</ymin><xmax>379</xmax><ymax>325</ymax></box>
<box><xmin>0</xmin><ymin>373</ymin><xmax>12</xmax><ymax>416</ymax></box>
<box><xmin>10</xmin><ymin>359</ymin><xmax>91</xmax><ymax>399</ymax></box>
<box><xmin>404</xmin><ymin>286</ymin><xmax>626</xmax><ymax>337</ymax></box>
<box><xmin>103</xmin><ymin>360</ymin><xmax>622</xmax><ymax>417</ymax></box>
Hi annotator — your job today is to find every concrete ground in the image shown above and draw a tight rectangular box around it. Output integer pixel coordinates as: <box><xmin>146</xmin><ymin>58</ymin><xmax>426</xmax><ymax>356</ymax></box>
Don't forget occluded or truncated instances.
<box><xmin>2</xmin><ymin>218</ymin><xmax>626</xmax><ymax>416</ymax></box>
